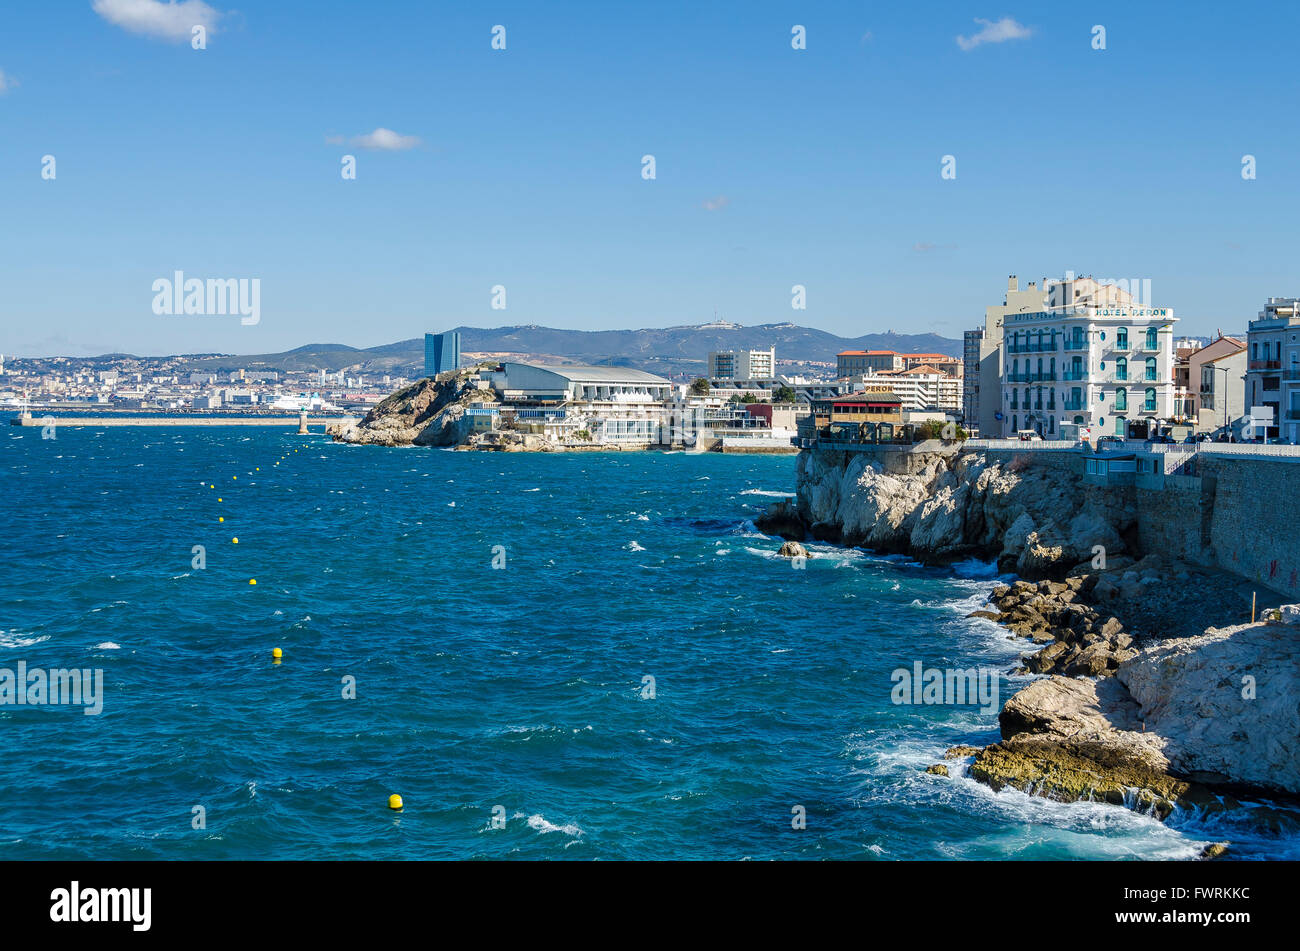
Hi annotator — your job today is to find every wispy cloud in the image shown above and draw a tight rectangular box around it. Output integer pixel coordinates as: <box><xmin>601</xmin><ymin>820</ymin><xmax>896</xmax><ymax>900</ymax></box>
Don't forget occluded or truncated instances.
<box><xmin>702</xmin><ymin>195</ymin><xmax>730</xmax><ymax>211</ymax></box>
<box><xmin>93</xmin><ymin>0</ymin><xmax>223</xmax><ymax>43</ymax></box>
<box><xmin>348</xmin><ymin>128</ymin><xmax>421</xmax><ymax>151</ymax></box>
<box><xmin>956</xmin><ymin>17</ymin><xmax>1031</xmax><ymax>51</ymax></box>
<box><xmin>0</xmin><ymin>69</ymin><xmax>16</xmax><ymax>94</ymax></box>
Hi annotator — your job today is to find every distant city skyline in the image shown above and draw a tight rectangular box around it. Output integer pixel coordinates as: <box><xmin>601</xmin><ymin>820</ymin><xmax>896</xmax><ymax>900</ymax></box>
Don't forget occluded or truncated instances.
<box><xmin>3</xmin><ymin>1</ymin><xmax>1297</xmax><ymax>357</ymax></box>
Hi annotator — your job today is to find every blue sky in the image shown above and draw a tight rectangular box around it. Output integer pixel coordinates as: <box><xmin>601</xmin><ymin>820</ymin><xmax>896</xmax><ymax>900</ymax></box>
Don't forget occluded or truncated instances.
<box><xmin>2</xmin><ymin>0</ymin><xmax>1297</xmax><ymax>357</ymax></box>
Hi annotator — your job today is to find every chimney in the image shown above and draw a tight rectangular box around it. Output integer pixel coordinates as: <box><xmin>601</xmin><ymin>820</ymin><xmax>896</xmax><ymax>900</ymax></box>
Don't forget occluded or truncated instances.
<box><xmin>1008</xmin><ymin>275</ymin><xmax>1018</xmax><ymax>292</ymax></box>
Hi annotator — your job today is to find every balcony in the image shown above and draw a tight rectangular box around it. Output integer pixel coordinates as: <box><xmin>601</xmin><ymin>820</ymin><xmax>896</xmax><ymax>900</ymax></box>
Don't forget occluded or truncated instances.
<box><xmin>1111</xmin><ymin>341</ymin><xmax>1130</xmax><ymax>352</ymax></box>
<box><xmin>1061</xmin><ymin>370</ymin><xmax>1088</xmax><ymax>381</ymax></box>
<box><xmin>1143</xmin><ymin>403</ymin><xmax>1157</xmax><ymax>414</ymax></box>
<box><xmin>1005</xmin><ymin>371</ymin><xmax>1057</xmax><ymax>383</ymax></box>
<box><xmin>1063</xmin><ymin>340</ymin><xmax>1088</xmax><ymax>351</ymax></box>
<box><xmin>1006</xmin><ymin>343</ymin><xmax>1058</xmax><ymax>354</ymax></box>
<box><xmin>1250</xmin><ymin>360</ymin><xmax>1282</xmax><ymax>371</ymax></box>
<box><xmin>1063</xmin><ymin>399</ymin><xmax>1084</xmax><ymax>411</ymax></box>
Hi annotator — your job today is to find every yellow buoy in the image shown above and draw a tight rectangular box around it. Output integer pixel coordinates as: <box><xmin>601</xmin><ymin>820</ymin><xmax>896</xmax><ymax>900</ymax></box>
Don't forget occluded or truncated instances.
<box><xmin>272</xmin><ymin>647</ymin><xmax>282</xmax><ymax>659</ymax></box>
<box><xmin>218</xmin><ymin>516</ymin><xmax>224</xmax><ymax>522</ymax></box>
<box><xmin>233</xmin><ymin>476</ymin><xmax>237</xmax><ymax>480</ymax></box>
<box><xmin>388</xmin><ymin>794</ymin><xmax>403</xmax><ymax>810</ymax></box>
<box><xmin>209</xmin><ymin>484</ymin><xmax>215</xmax><ymax>489</ymax></box>
<box><xmin>249</xmin><ymin>579</ymin><xmax>257</xmax><ymax>585</ymax></box>
<box><xmin>232</xmin><ymin>537</ymin><xmax>239</xmax><ymax>544</ymax></box>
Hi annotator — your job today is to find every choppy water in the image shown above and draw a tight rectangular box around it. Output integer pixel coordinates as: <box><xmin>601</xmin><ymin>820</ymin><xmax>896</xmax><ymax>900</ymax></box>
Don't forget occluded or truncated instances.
<box><xmin>2</xmin><ymin>426</ymin><xmax>1296</xmax><ymax>859</ymax></box>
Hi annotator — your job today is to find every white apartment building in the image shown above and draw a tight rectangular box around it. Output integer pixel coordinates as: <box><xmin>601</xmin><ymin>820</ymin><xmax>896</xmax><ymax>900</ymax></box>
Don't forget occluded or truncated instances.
<box><xmin>996</xmin><ymin>276</ymin><xmax>1178</xmax><ymax>438</ymax></box>
<box><xmin>1245</xmin><ymin>298</ymin><xmax>1300</xmax><ymax>442</ymax></box>
<box><xmin>851</xmin><ymin>367</ymin><xmax>962</xmax><ymax>413</ymax></box>
<box><xmin>708</xmin><ymin>348</ymin><xmax>775</xmax><ymax>380</ymax></box>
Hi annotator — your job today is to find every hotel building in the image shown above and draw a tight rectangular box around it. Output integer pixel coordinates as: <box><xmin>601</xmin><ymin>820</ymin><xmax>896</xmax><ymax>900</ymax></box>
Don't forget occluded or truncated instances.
<box><xmin>992</xmin><ymin>275</ymin><xmax>1178</xmax><ymax>438</ymax></box>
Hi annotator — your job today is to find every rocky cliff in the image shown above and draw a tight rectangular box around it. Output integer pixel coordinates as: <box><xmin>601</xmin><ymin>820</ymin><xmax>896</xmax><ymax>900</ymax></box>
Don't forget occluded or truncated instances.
<box><xmin>773</xmin><ymin>445</ymin><xmax>1300</xmax><ymax>819</ymax></box>
<box><xmin>790</xmin><ymin>447</ymin><xmax>1135</xmax><ymax>575</ymax></box>
<box><xmin>330</xmin><ymin>368</ymin><xmax>498</xmax><ymax>448</ymax></box>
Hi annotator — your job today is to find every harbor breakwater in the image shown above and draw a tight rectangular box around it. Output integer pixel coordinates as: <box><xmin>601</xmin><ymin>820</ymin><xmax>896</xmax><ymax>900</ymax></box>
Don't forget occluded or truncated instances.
<box><xmin>759</xmin><ymin>442</ymin><xmax>1300</xmax><ymax>832</ymax></box>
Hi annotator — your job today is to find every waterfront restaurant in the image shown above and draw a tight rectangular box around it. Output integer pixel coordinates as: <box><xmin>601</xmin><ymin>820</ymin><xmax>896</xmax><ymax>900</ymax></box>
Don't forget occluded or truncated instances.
<box><xmin>810</xmin><ymin>391</ymin><xmax>904</xmax><ymax>431</ymax></box>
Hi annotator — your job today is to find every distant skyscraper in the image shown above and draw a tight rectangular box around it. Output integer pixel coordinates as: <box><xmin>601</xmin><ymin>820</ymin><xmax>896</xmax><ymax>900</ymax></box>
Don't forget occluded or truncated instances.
<box><xmin>424</xmin><ymin>331</ymin><xmax>461</xmax><ymax>377</ymax></box>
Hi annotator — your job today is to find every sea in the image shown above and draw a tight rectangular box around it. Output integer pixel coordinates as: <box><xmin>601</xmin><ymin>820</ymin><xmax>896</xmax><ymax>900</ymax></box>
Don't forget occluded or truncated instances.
<box><xmin>2</xmin><ymin>425</ymin><xmax>1297</xmax><ymax>860</ymax></box>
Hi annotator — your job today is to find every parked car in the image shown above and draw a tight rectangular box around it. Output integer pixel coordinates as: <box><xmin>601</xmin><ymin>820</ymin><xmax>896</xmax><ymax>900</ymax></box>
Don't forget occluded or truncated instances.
<box><xmin>1182</xmin><ymin>433</ymin><xmax>1212</xmax><ymax>444</ymax></box>
<box><xmin>1146</xmin><ymin>434</ymin><xmax>1175</xmax><ymax>444</ymax></box>
<box><xmin>1096</xmin><ymin>434</ymin><xmax>1125</xmax><ymax>446</ymax></box>
<box><xmin>1015</xmin><ymin>429</ymin><xmax>1042</xmax><ymax>442</ymax></box>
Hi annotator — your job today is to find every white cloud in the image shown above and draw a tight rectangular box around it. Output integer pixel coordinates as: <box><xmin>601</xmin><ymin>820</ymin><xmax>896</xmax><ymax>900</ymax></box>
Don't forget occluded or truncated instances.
<box><xmin>0</xmin><ymin>69</ymin><xmax>15</xmax><ymax>94</ymax></box>
<box><xmin>92</xmin><ymin>0</ymin><xmax>221</xmax><ymax>44</ymax></box>
<box><xmin>350</xmin><ymin>128</ymin><xmax>421</xmax><ymax>151</ymax></box>
<box><xmin>956</xmin><ymin>17</ymin><xmax>1031</xmax><ymax>51</ymax></box>
<box><xmin>702</xmin><ymin>195</ymin><xmax>730</xmax><ymax>211</ymax></box>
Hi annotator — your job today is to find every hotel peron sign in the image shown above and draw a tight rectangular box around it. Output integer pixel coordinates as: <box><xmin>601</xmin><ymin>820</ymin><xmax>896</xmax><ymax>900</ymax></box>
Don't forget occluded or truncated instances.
<box><xmin>1011</xmin><ymin>308</ymin><xmax>1173</xmax><ymax>321</ymax></box>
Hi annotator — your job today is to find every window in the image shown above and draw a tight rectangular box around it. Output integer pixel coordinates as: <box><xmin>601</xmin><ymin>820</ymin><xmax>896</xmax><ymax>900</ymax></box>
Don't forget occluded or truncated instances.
<box><xmin>1117</xmin><ymin>328</ymin><xmax>1128</xmax><ymax>350</ymax></box>
<box><xmin>1144</xmin><ymin>387</ymin><xmax>1157</xmax><ymax>412</ymax></box>
<box><xmin>1115</xmin><ymin>387</ymin><xmax>1127</xmax><ymax>411</ymax></box>
<box><xmin>1146</xmin><ymin>327</ymin><xmax>1158</xmax><ymax>351</ymax></box>
<box><xmin>1145</xmin><ymin>357</ymin><xmax>1157</xmax><ymax>381</ymax></box>
<box><xmin>1116</xmin><ymin>356</ymin><xmax>1127</xmax><ymax>381</ymax></box>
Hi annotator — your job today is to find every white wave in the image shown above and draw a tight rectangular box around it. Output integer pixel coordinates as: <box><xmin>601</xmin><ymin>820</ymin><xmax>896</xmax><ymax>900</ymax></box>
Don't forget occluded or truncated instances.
<box><xmin>94</xmin><ymin>642</ymin><xmax>121</xmax><ymax>650</ymax></box>
<box><xmin>0</xmin><ymin>631</ymin><xmax>48</xmax><ymax>649</ymax></box>
<box><xmin>739</xmin><ymin>489</ymin><xmax>794</xmax><ymax>498</ymax></box>
<box><xmin>525</xmin><ymin>814</ymin><xmax>584</xmax><ymax>837</ymax></box>
<box><xmin>626</xmin><ymin>541</ymin><xmax>646</xmax><ymax>552</ymax></box>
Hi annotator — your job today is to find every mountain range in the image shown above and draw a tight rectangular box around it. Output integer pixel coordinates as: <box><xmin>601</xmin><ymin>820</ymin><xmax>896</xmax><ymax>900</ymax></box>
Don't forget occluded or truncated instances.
<box><xmin>170</xmin><ymin>322</ymin><xmax>964</xmax><ymax>379</ymax></box>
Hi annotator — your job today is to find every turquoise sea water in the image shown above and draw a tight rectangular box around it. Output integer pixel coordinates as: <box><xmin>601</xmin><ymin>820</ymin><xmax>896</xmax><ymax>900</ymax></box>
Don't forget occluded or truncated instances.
<box><xmin>2</xmin><ymin>426</ymin><xmax>1296</xmax><ymax>860</ymax></box>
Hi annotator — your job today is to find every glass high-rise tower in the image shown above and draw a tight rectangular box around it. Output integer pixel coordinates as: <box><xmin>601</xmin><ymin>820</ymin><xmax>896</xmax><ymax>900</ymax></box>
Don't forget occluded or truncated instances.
<box><xmin>424</xmin><ymin>331</ymin><xmax>461</xmax><ymax>377</ymax></box>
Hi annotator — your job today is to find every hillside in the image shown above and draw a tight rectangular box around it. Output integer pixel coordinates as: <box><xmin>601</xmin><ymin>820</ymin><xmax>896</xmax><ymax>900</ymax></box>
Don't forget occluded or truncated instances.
<box><xmin>168</xmin><ymin>322</ymin><xmax>963</xmax><ymax>378</ymax></box>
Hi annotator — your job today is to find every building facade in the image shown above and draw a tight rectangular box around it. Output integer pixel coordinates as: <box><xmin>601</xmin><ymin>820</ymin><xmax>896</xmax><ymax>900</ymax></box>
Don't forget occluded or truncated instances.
<box><xmin>424</xmin><ymin>331</ymin><xmax>462</xmax><ymax>377</ymax></box>
<box><xmin>1245</xmin><ymin>298</ymin><xmax>1300</xmax><ymax>442</ymax></box>
<box><xmin>1188</xmin><ymin>335</ymin><xmax>1246</xmax><ymax>435</ymax></box>
<box><xmin>707</xmin><ymin>348</ymin><xmax>775</xmax><ymax>380</ymax></box>
<box><xmin>962</xmin><ymin>329</ymin><xmax>983</xmax><ymax>431</ymax></box>
<box><xmin>995</xmin><ymin>276</ymin><xmax>1178</xmax><ymax>438</ymax></box>
<box><xmin>836</xmin><ymin>350</ymin><xmax>904</xmax><ymax>376</ymax></box>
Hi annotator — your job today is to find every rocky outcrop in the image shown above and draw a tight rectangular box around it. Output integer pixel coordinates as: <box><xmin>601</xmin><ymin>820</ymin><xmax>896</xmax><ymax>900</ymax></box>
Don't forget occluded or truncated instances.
<box><xmin>968</xmin><ymin>676</ymin><xmax>1219</xmax><ymax>818</ymax></box>
<box><xmin>790</xmin><ymin>448</ymin><xmax>1133</xmax><ymax>574</ymax></box>
<box><xmin>949</xmin><ymin>619</ymin><xmax>1300</xmax><ymax>811</ymax></box>
<box><xmin>332</xmin><ymin>368</ymin><xmax>493</xmax><ymax>448</ymax></box>
<box><xmin>777</xmin><ymin>540</ymin><xmax>808</xmax><ymax>559</ymax></box>
<box><xmin>1118</xmin><ymin>622</ymin><xmax>1300</xmax><ymax>793</ymax></box>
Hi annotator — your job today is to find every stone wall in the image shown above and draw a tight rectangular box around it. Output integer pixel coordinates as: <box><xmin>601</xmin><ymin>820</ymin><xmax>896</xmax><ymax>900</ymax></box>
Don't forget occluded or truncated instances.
<box><xmin>1201</xmin><ymin>456</ymin><xmax>1300</xmax><ymax>599</ymax></box>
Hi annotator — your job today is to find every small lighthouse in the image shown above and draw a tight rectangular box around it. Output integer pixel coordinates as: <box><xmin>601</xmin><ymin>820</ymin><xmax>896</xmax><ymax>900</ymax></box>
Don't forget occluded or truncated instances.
<box><xmin>297</xmin><ymin>409</ymin><xmax>309</xmax><ymax>435</ymax></box>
